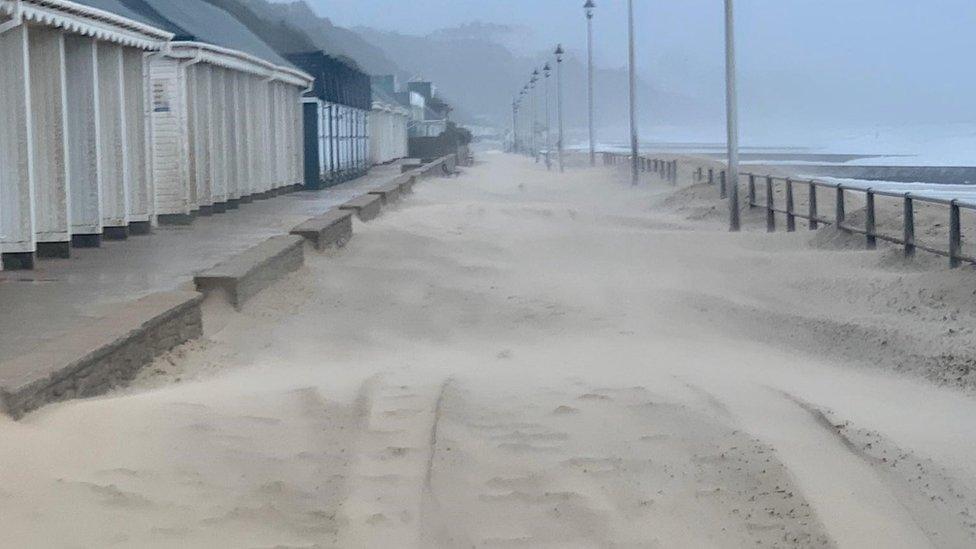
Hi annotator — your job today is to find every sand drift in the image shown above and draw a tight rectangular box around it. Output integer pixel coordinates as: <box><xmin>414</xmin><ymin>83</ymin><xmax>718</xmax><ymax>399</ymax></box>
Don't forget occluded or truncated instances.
<box><xmin>1</xmin><ymin>153</ymin><xmax>975</xmax><ymax>547</ymax></box>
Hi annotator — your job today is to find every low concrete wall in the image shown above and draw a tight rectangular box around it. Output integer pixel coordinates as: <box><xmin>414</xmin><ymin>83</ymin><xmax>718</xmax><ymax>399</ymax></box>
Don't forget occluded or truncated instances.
<box><xmin>290</xmin><ymin>209</ymin><xmax>353</xmax><ymax>251</ymax></box>
<box><xmin>339</xmin><ymin>194</ymin><xmax>383</xmax><ymax>221</ymax></box>
<box><xmin>368</xmin><ymin>184</ymin><xmax>401</xmax><ymax>205</ymax></box>
<box><xmin>396</xmin><ymin>175</ymin><xmax>417</xmax><ymax>193</ymax></box>
<box><xmin>0</xmin><ymin>291</ymin><xmax>203</xmax><ymax>419</ymax></box>
<box><xmin>0</xmin><ymin>154</ymin><xmax>463</xmax><ymax>419</ymax></box>
<box><xmin>194</xmin><ymin>235</ymin><xmax>305</xmax><ymax>310</ymax></box>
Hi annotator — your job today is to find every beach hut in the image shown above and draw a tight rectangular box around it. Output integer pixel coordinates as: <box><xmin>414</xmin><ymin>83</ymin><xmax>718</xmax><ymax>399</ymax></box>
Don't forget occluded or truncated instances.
<box><xmin>286</xmin><ymin>51</ymin><xmax>372</xmax><ymax>189</ymax></box>
<box><xmin>73</xmin><ymin>0</ymin><xmax>314</xmax><ymax>224</ymax></box>
<box><xmin>0</xmin><ymin>0</ymin><xmax>171</xmax><ymax>269</ymax></box>
<box><xmin>369</xmin><ymin>84</ymin><xmax>409</xmax><ymax>165</ymax></box>
<box><xmin>149</xmin><ymin>42</ymin><xmax>311</xmax><ymax>223</ymax></box>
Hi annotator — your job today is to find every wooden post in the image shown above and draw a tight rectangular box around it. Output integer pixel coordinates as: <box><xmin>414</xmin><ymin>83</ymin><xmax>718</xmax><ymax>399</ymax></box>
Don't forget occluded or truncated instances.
<box><xmin>671</xmin><ymin>160</ymin><xmax>677</xmax><ymax>185</ymax></box>
<box><xmin>785</xmin><ymin>178</ymin><xmax>796</xmax><ymax>232</ymax></box>
<box><xmin>708</xmin><ymin>168</ymin><xmax>714</xmax><ymax>186</ymax></box>
<box><xmin>720</xmin><ymin>171</ymin><xmax>727</xmax><ymax>199</ymax></box>
<box><xmin>786</xmin><ymin>179</ymin><xmax>796</xmax><ymax>233</ymax></box>
<box><xmin>696</xmin><ymin>167</ymin><xmax>703</xmax><ymax>182</ymax></box>
<box><xmin>949</xmin><ymin>200</ymin><xmax>961</xmax><ymax>268</ymax></box>
<box><xmin>865</xmin><ymin>190</ymin><xmax>877</xmax><ymax>249</ymax></box>
<box><xmin>765</xmin><ymin>176</ymin><xmax>775</xmax><ymax>232</ymax></box>
<box><xmin>747</xmin><ymin>174</ymin><xmax>756</xmax><ymax>207</ymax></box>
<box><xmin>835</xmin><ymin>186</ymin><xmax>846</xmax><ymax>230</ymax></box>
<box><xmin>808</xmin><ymin>182</ymin><xmax>819</xmax><ymax>230</ymax></box>
<box><xmin>903</xmin><ymin>194</ymin><xmax>915</xmax><ymax>258</ymax></box>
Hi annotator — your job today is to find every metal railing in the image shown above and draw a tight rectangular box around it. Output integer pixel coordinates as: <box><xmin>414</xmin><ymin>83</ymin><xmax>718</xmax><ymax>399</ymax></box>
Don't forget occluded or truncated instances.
<box><xmin>601</xmin><ymin>152</ymin><xmax>975</xmax><ymax>269</ymax></box>
<box><xmin>601</xmin><ymin>152</ymin><xmax>678</xmax><ymax>185</ymax></box>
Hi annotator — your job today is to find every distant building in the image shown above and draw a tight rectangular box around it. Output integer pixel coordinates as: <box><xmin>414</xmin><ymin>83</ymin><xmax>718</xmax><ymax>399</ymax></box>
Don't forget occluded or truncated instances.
<box><xmin>407</xmin><ymin>81</ymin><xmax>435</xmax><ymax>102</ymax></box>
<box><xmin>369</xmin><ymin>83</ymin><xmax>409</xmax><ymax>164</ymax></box>
<box><xmin>371</xmin><ymin>74</ymin><xmax>397</xmax><ymax>97</ymax></box>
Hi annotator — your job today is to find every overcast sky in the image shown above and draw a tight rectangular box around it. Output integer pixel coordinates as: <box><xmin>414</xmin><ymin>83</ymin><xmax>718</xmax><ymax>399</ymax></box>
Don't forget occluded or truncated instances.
<box><xmin>307</xmin><ymin>0</ymin><xmax>976</xmax><ymax>143</ymax></box>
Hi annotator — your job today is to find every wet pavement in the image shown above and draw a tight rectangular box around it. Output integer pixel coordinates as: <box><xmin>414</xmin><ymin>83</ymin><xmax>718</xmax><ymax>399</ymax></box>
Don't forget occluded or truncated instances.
<box><xmin>0</xmin><ymin>163</ymin><xmax>404</xmax><ymax>363</ymax></box>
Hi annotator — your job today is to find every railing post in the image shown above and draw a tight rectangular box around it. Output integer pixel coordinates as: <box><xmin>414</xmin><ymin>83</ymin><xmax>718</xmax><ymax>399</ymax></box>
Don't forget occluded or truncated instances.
<box><xmin>765</xmin><ymin>176</ymin><xmax>775</xmax><ymax>232</ymax></box>
<box><xmin>708</xmin><ymin>168</ymin><xmax>714</xmax><ymax>186</ymax></box>
<box><xmin>808</xmin><ymin>182</ymin><xmax>819</xmax><ymax>229</ymax></box>
<box><xmin>747</xmin><ymin>174</ymin><xmax>756</xmax><ymax>207</ymax></box>
<box><xmin>720</xmin><ymin>171</ymin><xmax>727</xmax><ymax>199</ymax></box>
<box><xmin>950</xmin><ymin>200</ymin><xmax>961</xmax><ymax>268</ymax></box>
<box><xmin>835</xmin><ymin>186</ymin><xmax>846</xmax><ymax>231</ymax></box>
<box><xmin>865</xmin><ymin>190</ymin><xmax>877</xmax><ymax>249</ymax></box>
<box><xmin>903</xmin><ymin>194</ymin><xmax>915</xmax><ymax>258</ymax></box>
<box><xmin>785</xmin><ymin>178</ymin><xmax>796</xmax><ymax>232</ymax></box>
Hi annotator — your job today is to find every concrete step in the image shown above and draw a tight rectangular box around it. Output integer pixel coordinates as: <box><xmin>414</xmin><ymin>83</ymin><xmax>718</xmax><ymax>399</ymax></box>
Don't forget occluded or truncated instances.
<box><xmin>194</xmin><ymin>234</ymin><xmax>304</xmax><ymax>310</ymax></box>
<box><xmin>0</xmin><ymin>291</ymin><xmax>203</xmax><ymax>418</ymax></box>
<box><xmin>396</xmin><ymin>175</ymin><xmax>417</xmax><ymax>194</ymax></box>
<box><xmin>368</xmin><ymin>184</ymin><xmax>401</xmax><ymax>205</ymax></box>
<box><xmin>339</xmin><ymin>194</ymin><xmax>383</xmax><ymax>222</ymax></box>
<box><xmin>290</xmin><ymin>209</ymin><xmax>353</xmax><ymax>251</ymax></box>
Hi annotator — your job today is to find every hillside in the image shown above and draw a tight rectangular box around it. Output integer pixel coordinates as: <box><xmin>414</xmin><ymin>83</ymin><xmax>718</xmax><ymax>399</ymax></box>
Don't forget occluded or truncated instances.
<box><xmin>353</xmin><ymin>24</ymin><xmax>703</xmax><ymax>132</ymax></box>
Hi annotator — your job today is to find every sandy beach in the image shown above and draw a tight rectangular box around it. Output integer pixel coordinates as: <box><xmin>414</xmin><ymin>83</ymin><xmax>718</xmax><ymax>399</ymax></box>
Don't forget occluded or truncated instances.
<box><xmin>2</xmin><ymin>152</ymin><xmax>976</xmax><ymax>547</ymax></box>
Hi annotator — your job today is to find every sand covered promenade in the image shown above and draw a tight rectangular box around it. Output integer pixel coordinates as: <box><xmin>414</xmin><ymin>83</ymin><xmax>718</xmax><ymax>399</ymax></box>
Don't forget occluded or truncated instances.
<box><xmin>2</xmin><ymin>152</ymin><xmax>976</xmax><ymax>547</ymax></box>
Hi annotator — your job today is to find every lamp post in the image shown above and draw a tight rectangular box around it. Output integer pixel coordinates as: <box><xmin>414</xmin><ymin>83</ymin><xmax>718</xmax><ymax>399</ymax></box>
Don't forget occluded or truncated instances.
<box><xmin>584</xmin><ymin>0</ymin><xmax>596</xmax><ymax>166</ymax></box>
<box><xmin>555</xmin><ymin>44</ymin><xmax>565</xmax><ymax>172</ymax></box>
<box><xmin>531</xmin><ymin>69</ymin><xmax>539</xmax><ymax>162</ymax></box>
<box><xmin>724</xmin><ymin>0</ymin><xmax>741</xmax><ymax>231</ymax></box>
<box><xmin>543</xmin><ymin>63</ymin><xmax>552</xmax><ymax>170</ymax></box>
<box><xmin>512</xmin><ymin>96</ymin><xmax>519</xmax><ymax>153</ymax></box>
<box><xmin>520</xmin><ymin>86</ymin><xmax>528</xmax><ymax>155</ymax></box>
<box><xmin>627</xmin><ymin>0</ymin><xmax>639</xmax><ymax>185</ymax></box>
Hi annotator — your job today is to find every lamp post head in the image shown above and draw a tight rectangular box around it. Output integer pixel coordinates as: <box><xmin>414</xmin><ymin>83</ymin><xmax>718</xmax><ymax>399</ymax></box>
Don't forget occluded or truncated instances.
<box><xmin>554</xmin><ymin>44</ymin><xmax>564</xmax><ymax>63</ymax></box>
<box><xmin>584</xmin><ymin>0</ymin><xmax>595</xmax><ymax>19</ymax></box>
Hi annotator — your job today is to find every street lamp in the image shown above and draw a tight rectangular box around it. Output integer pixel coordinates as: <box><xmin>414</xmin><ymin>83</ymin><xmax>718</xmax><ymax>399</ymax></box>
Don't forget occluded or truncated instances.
<box><xmin>555</xmin><ymin>44</ymin><xmax>565</xmax><ymax>172</ymax></box>
<box><xmin>512</xmin><ymin>96</ymin><xmax>519</xmax><ymax>153</ymax></box>
<box><xmin>543</xmin><ymin>63</ymin><xmax>552</xmax><ymax>170</ymax></box>
<box><xmin>531</xmin><ymin>69</ymin><xmax>539</xmax><ymax>162</ymax></box>
<box><xmin>724</xmin><ymin>0</ymin><xmax>741</xmax><ymax>231</ymax></box>
<box><xmin>521</xmin><ymin>86</ymin><xmax>528</xmax><ymax>156</ymax></box>
<box><xmin>627</xmin><ymin>0</ymin><xmax>639</xmax><ymax>185</ymax></box>
<box><xmin>584</xmin><ymin>0</ymin><xmax>596</xmax><ymax>166</ymax></box>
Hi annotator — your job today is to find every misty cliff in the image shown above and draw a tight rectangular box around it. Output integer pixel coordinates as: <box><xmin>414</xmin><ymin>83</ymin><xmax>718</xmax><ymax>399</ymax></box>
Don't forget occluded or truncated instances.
<box><xmin>354</xmin><ymin>23</ymin><xmax>705</xmax><ymax>134</ymax></box>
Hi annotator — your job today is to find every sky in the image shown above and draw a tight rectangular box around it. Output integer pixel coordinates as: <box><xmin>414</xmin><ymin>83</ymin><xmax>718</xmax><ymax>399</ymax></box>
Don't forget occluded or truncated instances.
<box><xmin>306</xmin><ymin>0</ymin><xmax>976</xmax><ymax>147</ymax></box>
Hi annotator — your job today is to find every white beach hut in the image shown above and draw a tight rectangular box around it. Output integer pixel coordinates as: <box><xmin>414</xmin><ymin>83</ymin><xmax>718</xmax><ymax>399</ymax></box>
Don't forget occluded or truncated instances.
<box><xmin>149</xmin><ymin>42</ymin><xmax>312</xmax><ymax>223</ymax></box>
<box><xmin>0</xmin><ymin>0</ymin><xmax>171</xmax><ymax>269</ymax></box>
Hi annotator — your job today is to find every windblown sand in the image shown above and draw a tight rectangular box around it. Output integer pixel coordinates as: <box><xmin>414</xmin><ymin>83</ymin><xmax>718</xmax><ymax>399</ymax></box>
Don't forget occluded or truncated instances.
<box><xmin>2</xmin><ymin>153</ymin><xmax>976</xmax><ymax>547</ymax></box>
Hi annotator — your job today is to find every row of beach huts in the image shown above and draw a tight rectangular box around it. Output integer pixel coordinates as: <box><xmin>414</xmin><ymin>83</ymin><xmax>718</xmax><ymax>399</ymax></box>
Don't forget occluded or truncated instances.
<box><xmin>0</xmin><ymin>0</ymin><xmax>451</xmax><ymax>270</ymax></box>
